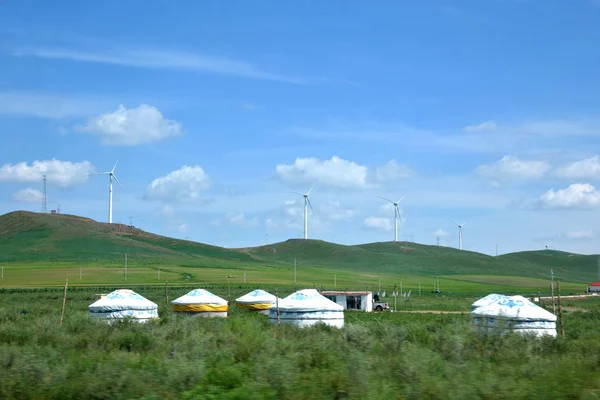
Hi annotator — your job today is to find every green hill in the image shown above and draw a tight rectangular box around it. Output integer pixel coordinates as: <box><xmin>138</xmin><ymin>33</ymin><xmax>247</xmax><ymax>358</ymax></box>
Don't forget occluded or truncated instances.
<box><xmin>0</xmin><ymin>211</ymin><xmax>597</xmax><ymax>283</ymax></box>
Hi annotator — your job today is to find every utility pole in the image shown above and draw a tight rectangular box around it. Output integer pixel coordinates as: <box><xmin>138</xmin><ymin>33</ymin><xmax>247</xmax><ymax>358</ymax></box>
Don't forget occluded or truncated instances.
<box><xmin>436</xmin><ymin>236</ymin><xmax>440</xmax><ymax>247</ymax></box>
<box><xmin>334</xmin><ymin>273</ymin><xmax>337</xmax><ymax>288</ymax></box>
<box><xmin>550</xmin><ymin>269</ymin><xmax>556</xmax><ymax>314</ymax></box>
<box><xmin>394</xmin><ymin>284</ymin><xmax>398</xmax><ymax>311</ymax></box>
<box><xmin>42</xmin><ymin>175</ymin><xmax>47</xmax><ymax>213</ymax></box>
<box><xmin>294</xmin><ymin>258</ymin><xmax>297</xmax><ymax>284</ymax></box>
<box><xmin>158</xmin><ymin>267</ymin><xmax>160</xmax><ymax>280</ymax></box>
<box><xmin>400</xmin><ymin>280</ymin><xmax>403</xmax><ymax>296</ymax></box>
<box><xmin>243</xmin><ymin>271</ymin><xmax>247</xmax><ymax>284</ymax></box>
<box><xmin>496</xmin><ymin>244</ymin><xmax>498</xmax><ymax>258</ymax></box>
<box><xmin>418</xmin><ymin>282</ymin><xmax>421</xmax><ymax>296</ymax></box>
<box><xmin>79</xmin><ymin>267</ymin><xmax>82</xmax><ymax>280</ymax></box>
<box><xmin>124</xmin><ymin>254</ymin><xmax>128</xmax><ymax>281</ymax></box>
<box><xmin>226</xmin><ymin>275</ymin><xmax>235</xmax><ymax>300</ymax></box>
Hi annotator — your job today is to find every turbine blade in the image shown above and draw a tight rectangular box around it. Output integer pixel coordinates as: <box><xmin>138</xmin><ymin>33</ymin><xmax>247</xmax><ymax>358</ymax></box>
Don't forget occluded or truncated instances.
<box><xmin>307</xmin><ymin>180</ymin><xmax>318</xmax><ymax>195</ymax></box>
<box><xmin>396</xmin><ymin>196</ymin><xmax>404</xmax><ymax>203</ymax></box>
<box><xmin>287</xmin><ymin>191</ymin><xmax>304</xmax><ymax>196</ymax></box>
<box><xmin>461</xmin><ymin>222</ymin><xmax>467</xmax><ymax>228</ymax></box>
<box><xmin>379</xmin><ymin>197</ymin><xmax>395</xmax><ymax>203</ymax></box>
<box><xmin>112</xmin><ymin>174</ymin><xmax>123</xmax><ymax>187</ymax></box>
<box><xmin>307</xmin><ymin>197</ymin><xmax>317</xmax><ymax>218</ymax></box>
<box><xmin>450</xmin><ymin>220</ymin><xmax>459</xmax><ymax>226</ymax></box>
<box><xmin>111</xmin><ymin>161</ymin><xmax>119</xmax><ymax>173</ymax></box>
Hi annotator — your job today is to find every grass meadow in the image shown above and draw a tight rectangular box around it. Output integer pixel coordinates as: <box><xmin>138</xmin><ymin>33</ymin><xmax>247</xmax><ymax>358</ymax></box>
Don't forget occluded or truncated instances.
<box><xmin>1</xmin><ymin>286</ymin><xmax>600</xmax><ymax>399</ymax></box>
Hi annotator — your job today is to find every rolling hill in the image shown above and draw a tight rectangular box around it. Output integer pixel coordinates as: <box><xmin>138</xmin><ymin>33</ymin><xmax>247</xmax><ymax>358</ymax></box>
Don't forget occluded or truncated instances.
<box><xmin>0</xmin><ymin>211</ymin><xmax>597</xmax><ymax>282</ymax></box>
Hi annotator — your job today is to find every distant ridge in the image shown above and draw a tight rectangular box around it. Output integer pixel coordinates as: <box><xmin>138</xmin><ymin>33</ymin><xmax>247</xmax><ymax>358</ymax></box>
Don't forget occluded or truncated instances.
<box><xmin>0</xmin><ymin>211</ymin><xmax>597</xmax><ymax>282</ymax></box>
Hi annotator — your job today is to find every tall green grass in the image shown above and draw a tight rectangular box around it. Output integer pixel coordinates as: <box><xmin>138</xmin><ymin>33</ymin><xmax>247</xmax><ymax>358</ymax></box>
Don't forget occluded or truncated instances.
<box><xmin>0</xmin><ymin>287</ymin><xmax>599</xmax><ymax>399</ymax></box>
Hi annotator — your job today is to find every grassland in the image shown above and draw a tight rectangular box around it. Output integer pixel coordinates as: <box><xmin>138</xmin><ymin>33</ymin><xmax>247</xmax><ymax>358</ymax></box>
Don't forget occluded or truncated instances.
<box><xmin>0</xmin><ymin>211</ymin><xmax>597</xmax><ymax>295</ymax></box>
<box><xmin>1</xmin><ymin>286</ymin><xmax>600</xmax><ymax>399</ymax></box>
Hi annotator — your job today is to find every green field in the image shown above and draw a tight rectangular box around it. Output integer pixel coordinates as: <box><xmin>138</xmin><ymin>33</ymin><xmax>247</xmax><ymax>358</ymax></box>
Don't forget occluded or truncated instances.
<box><xmin>0</xmin><ymin>211</ymin><xmax>596</xmax><ymax>296</ymax></box>
<box><xmin>1</xmin><ymin>286</ymin><xmax>600</xmax><ymax>399</ymax></box>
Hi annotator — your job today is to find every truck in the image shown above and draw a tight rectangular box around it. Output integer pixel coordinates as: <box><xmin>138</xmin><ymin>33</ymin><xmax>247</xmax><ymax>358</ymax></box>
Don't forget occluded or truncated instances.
<box><xmin>373</xmin><ymin>301</ymin><xmax>389</xmax><ymax>312</ymax></box>
<box><xmin>372</xmin><ymin>293</ymin><xmax>389</xmax><ymax>311</ymax></box>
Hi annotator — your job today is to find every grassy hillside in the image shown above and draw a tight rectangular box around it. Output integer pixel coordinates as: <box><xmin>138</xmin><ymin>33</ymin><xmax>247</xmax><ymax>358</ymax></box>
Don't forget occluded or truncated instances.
<box><xmin>0</xmin><ymin>211</ymin><xmax>597</xmax><ymax>284</ymax></box>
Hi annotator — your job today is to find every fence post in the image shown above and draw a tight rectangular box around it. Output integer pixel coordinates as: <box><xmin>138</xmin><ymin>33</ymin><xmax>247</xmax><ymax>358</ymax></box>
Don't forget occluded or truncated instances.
<box><xmin>60</xmin><ymin>278</ymin><xmax>69</xmax><ymax>326</ymax></box>
<box><xmin>557</xmin><ymin>279</ymin><xmax>565</xmax><ymax>338</ymax></box>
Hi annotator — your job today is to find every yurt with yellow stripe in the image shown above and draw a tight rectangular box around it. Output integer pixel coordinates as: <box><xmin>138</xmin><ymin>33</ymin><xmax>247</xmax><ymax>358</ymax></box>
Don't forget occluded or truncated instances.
<box><xmin>235</xmin><ymin>289</ymin><xmax>280</xmax><ymax>314</ymax></box>
<box><xmin>171</xmin><ymin>289</ymin><xmax>228</xmax><ymax>318</ymax></box>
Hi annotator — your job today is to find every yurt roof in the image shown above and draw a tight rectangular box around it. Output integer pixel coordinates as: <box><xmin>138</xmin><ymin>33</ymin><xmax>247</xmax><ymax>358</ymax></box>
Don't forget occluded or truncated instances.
<box><xmin>88</xmin><ymin>289</ymin><xmax>157</xmax><ymax>312</ymax></box>
<box><xmin>471</xmin><ymin>295</ymin><xmax>557</xmax><ymax>321</ymax></box>
<box><xmin>171</xmin><ymin>289</ymin><xmax>227</xmax><ymax>306</ymax></box>
<box><xmin>471</xmin><ymin>293</ymin><xmax>505</xmax><ymax>308</ymax></box>
<box><xmin>276</xmin><ymin>289</ymin><xmax>344</xmax><ymax>312</ymax></box>
<box><xmin>235</xmin><ymin>289</ymin><xmax>279</xmax><ymax>304</ymax></box>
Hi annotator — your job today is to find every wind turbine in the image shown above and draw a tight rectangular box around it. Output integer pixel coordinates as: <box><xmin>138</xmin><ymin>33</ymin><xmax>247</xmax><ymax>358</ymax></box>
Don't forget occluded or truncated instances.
<box><xmin>379</xmin><ymin>197</ymin><xmax>404</xmax><ymax>242</ymax></box>
<box><xmin>91</xmin><ymin>162</ymin><xmax>121</xmax><ymax>224</ymax></box>
<box><xmin>451</xmin><ymin>220</ymin><xmax>466</xmax><ymax>250</ymax></box>
<box><xmin>290</xmin><ymin>184</ymin><xmax>316</xmax><ymax>240</ymax></box>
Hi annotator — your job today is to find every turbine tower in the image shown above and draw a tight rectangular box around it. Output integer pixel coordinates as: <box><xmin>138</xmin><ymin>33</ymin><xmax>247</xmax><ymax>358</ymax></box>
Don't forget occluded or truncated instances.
<box><xmin>380</xmin><ymin>197</ymin><xmax>404</xmax><ymax>242</ymax></box>
<box><xmin>91</xmin><ymin>162</ymin><xmax>121</xmax><ymax>224</ymax></box>
<box><xmin>291</xmin><ymin>184</ymin><xmax>316</xmax><ymax>239</ymax></box>
<box><xmin>451</xmin><ymin>221</ymin><xmax>466</xmax><ymax>250</ymax></box>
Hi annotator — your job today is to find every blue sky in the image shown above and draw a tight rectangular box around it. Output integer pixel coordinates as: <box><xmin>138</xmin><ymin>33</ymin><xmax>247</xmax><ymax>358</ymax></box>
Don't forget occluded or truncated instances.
<box><xmin>1</xmin><ymin>0</ymin><xmax>600</xmax><ymax>254</ymax></box>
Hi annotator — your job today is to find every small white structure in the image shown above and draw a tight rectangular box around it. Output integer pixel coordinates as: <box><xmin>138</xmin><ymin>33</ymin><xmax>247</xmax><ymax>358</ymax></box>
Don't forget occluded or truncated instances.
<box><xmin>588</xmin><ymin>282</ymin><xmax>600</xmax><ymax>293</ymax></box>
<box><xmin>320</xmin><ymin>290</ymin><xmax>373</xmax><ymax>312</ymax></box>
<box><xmin>171</xmin><ymin>289</ymin><xmax>228</xmax><ymax>318</ymax></box>
<box><xmin>269</xmin><ymin>289</ymin><xmax>344</xmax><ymax>328</ymax></box>
<box><xmin>88</xmin><ymin>289</ymin><xmax>158</xmax><ymax>323</ymax></box>
<box><xmin>471</xmin><ymin>294</ymin><xmax>557</xmax><ymax>337</ymax></box>
<box><xmin>235</xmin><ymin>289</ymin><xmax>280</xmax><ymax>314</ymax></box>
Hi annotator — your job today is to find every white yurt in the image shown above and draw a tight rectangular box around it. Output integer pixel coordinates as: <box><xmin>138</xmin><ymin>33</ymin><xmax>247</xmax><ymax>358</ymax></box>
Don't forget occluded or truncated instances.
<box><xmin>269</xmin><ymin>289</ymin><xmax>344</xmax><ymax>328</ymax></box>
<box><xmin>88</xmin><ymin>289</ymin><xmax>158</xmax><ymax>323</ymax></box>
<box><xmin>236</xmin><ymin>289</ymin><xmax>281</xmax><ymax>314</ymax></box>
<box><xmin>471</xmin><ymin>294</ymin><xmax>557</xmax><ymax>337</ymax></box>
<box><xmin>171</xmin><ymin>289</ymin><xmax>228</xmax><ymax>318</ymax></box>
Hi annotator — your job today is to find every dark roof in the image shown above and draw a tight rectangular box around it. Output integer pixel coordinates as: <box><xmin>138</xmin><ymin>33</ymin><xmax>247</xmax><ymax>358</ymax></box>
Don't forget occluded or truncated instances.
<box><xmin>320</xmin><ymin>290</ymin><xmax>371</xmax><ymax>296</ymax></box>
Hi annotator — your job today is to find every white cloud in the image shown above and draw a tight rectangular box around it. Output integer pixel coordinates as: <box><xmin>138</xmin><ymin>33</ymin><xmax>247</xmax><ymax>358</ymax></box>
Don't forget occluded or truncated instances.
<box><xmin>564</xmin><ymin>229</ymin><xmax>596</xmax><ymax>240</ymax></box>
<box><xmin>363</xmin><ymin>216</ymin><xmax>393</xmax><ymax>231</ymax></box>
<box><xmin>211</xmin><ymin>213</ymin><xmax>259</xmax><ymax>228</ymax></box>
<box><xmin>539</xmin><ymin>183</ymin><xmax>600</xmax><ymax>209</ymax></box>
<box><xmin>433</xmin><ymin>228</ymin><xmax>449</xmax><ymax>237</ymax></box>
<box><xmin>318</xmin><ymin>200</ymin><xmax>358</xmax><ymax>221</ymax></box>
<box><xmin>375</xmin><ymin>159</ymin><xmax>415</xmax><ymax>181</ymax></box>
<box><xmin>0</xmin><ymin>159</ymin><xmax>94</xmax><ymax>188</ymax></box>
<box><xmin>12</xmin><ymin>188</ymin><xmax>44</xmax><ymax>203</ymax></box>
<box><xmin>475</xmin><ymin>155</ymin><xmax>550</xmax><ymax>180</ymax></box>
<box><xmin>554</xmin><ymin>155</ymin><xmax>600</xmax><ymax>180</ymax></box>
<box><xmin>80</xmin><ymin>104</ymin><xmax>183</xmax><ymax>146</ymax></box>
<box><xmin>16</xmin><ymin>47</ymin><xmax>315</xmax><ymax>85</ymax></box>
<box><xmin>146</xmin><ymin>165</ymin><xmax>212</xmax><ymax>202</ymax></box>
<box><xmin>275</xmin><ymin>156</ymin><xmax>371</xmax><ymax>189</ymax></box>
<box><xmin>464</xmin><ymin>121</ymin><xmax>498</xmax><ymax>132</ymax></box>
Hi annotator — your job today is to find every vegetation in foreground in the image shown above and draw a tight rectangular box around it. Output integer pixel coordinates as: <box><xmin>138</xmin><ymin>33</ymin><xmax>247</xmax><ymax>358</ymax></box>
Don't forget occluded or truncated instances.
<box><xmin>0</xmin><ymin>287</ymin><xmax>599</xmax><ymax>399</ymax></box>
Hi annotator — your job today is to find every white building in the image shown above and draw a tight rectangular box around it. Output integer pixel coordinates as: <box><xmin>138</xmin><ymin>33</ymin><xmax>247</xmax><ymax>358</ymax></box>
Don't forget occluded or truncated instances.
<box><xmin>320</xmin><ymin>290</ymin><xmax>373</xmax><ymax>312</ymax></box>
<box><xmin>269</xmin><ymin>289</ymin><xmax>344</xmax><ymax>328</ymax></box>
<box><xmin>171</xmin><ymin>289</ymin><xmax>228</xmax><ymax>318</ymax></box>
<box><xmin>587</xmin><ymin>282</ymin><xmax>600</xmax><ymax>293</ymax></box>
<box><xmin>88</xmin><ymin>289</ymin><xmax>158</xmax><ymax>323</ymax></box>
<box><xmin>471</xmin><ymin>294</ymin><xmax>557</xmax><ymax>337</ymax></box>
